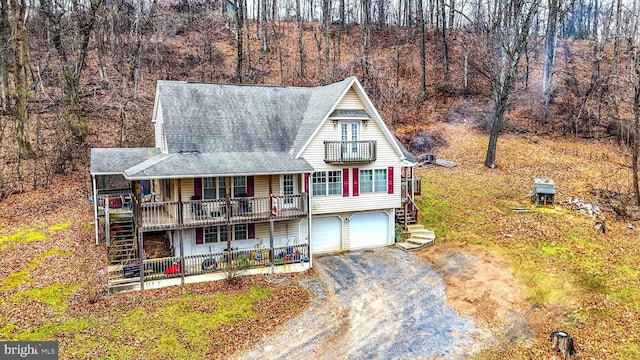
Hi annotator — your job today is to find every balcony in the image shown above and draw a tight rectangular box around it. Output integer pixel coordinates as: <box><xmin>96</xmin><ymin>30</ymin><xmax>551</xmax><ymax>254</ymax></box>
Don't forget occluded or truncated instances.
<box><xmin>324</xmin><ymin>141</ymin><xmax>377</xmax><ymax>164</ymax></box>
<box><xmin>138</xmin><ymin>194</ymin><xmax>308</xmax><ymax>231</ymax></box>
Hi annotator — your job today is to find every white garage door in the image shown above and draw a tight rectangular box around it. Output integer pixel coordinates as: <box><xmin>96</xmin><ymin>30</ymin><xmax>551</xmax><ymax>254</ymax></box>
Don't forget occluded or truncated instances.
<box><xmin>350</xmin><ymin>212</ymin><xmax>389</xmax><ymax>249</ymax></box>
<box><xmin>312</xmin><ymin>216</ymin><xmax>342</xmax><ymax>253</ymax></box>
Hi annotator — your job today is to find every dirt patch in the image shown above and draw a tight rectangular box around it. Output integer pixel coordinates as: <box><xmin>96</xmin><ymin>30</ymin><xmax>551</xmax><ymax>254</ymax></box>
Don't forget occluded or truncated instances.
<box><xmin>419</xmin><ymin>244</ymin><xmax>534</xmax><ymax>345</ymax></box>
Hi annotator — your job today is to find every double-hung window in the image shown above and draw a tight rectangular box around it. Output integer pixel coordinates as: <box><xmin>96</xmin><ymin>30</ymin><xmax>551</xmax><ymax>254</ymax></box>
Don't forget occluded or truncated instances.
<box><xmin>359</xmin><ymin>168</ymin><xmax>387</xmax><ymax>193</ymax></box>
<box><xmin>312</xmin><ymin>171</ymin><xmax>342</xmax><ymax>196</ymax></box>
<box><xmin>203</xmin><ymin>224</ymin><xmax>247</xmax><ymax>243</ymax></box>
<box><xmin>203</xmin><ymin>176</ymin><xmax>247</xmax><ymax>199</ymax></box>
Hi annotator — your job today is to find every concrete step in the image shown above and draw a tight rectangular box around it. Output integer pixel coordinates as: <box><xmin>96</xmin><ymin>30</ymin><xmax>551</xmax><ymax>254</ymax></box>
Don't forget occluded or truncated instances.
<box><xmin>406</xmin><ymin>236</ymin><xmax>435</xmax><ymax>246</ymax></box>
<box><xmin>406</xmin><ymin>224</ymin><xmax>425</xmax><ymax>231</ymax></box>
<box><xmin>395</xmin><ymin>241</ymin><xmax>424</xmax><ymax>251</ymax></box>
<box><xmin>410</xmin><ymin>230</ymin><xmax>435</xmax><ymax>240</ymax></box>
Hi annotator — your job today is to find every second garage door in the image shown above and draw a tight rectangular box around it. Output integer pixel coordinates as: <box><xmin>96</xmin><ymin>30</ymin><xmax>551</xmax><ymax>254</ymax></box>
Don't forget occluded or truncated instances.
<box><xmin>349</xmin><ymin>212</ymin><xmax>389</xmax><ymax>249</ymax></box>
<box><xmin>312</xmin><ymin>216</ymin><xmax>342</xmax><ymax>253</ymax></box>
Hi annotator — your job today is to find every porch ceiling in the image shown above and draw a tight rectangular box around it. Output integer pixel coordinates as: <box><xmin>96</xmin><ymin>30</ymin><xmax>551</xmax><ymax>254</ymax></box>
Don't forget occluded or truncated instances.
<box><xmin>124</xmin><ymin>151</ymin><xmax>314</xmax><ymax>180</ymax></box>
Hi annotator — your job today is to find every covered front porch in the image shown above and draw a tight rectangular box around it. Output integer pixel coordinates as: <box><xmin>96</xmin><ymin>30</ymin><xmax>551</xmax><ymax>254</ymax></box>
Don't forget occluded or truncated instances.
<box><xmin>107</xmin><ymin>243</ymin><xmax>310</xmax><ymax>293</ymax></box>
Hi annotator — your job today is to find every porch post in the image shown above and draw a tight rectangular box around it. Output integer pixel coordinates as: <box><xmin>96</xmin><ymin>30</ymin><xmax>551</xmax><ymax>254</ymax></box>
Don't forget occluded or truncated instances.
<box><xmin>92</xmin><ymin>173</ymin><xmax>99</xmax><ymax>246</ymax></box>
<box><xmin>268</xmin><ymin>175</ymin><xmax>274</xmax><ymax>273</ymax></box>
<box><xmin>404</xmin><ymin>168</ymin><xmax>408</xmax><ymax>228</ymax></box>
<box><xmin>138</xmin><ymin>230</ymin><xmax>145</xmax><ymax>290</ymax></box>
<box><xmin>269</xmin><ymin>219</ymin><xmax>275</xmax><ymax>274</ymax></box>
<box><xmin>178</xmin><ymin>179</ymin><xmax>184</xmax><ymax>284</ymax></box>
<box><xmin>226</xmin><ymin>176</ymin><xmax>232</xmax><ymax>255</ymax></box>
<box><xmin>307</xmin><ymin>173</ymin><xmax>312</xmax><ymax>268</ymax></box>
<box><xmin>179</xmin><ymin>229</ymin><xmax>185</xmax><ymax>285</ymax></box>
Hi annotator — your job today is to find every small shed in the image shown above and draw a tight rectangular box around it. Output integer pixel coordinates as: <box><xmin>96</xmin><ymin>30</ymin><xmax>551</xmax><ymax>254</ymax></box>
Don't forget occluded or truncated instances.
<box><xmin>531</xmin><ymin>178</ymin><xmax>555</xmax><ymax>206</ymax></box>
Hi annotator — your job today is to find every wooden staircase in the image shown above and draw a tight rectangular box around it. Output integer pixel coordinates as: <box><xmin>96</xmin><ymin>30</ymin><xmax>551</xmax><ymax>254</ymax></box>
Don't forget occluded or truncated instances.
<box><xmin>395</xmin><ymin>207</ymin><xmax>417</xmax><ymax>225</ymax></box>
<box><xmin>396</xmin><ymin>224</ymin><xmax>435</xmax><ymax>251</ymax></box>
<box><xmin>107</xmin><ymin>213</ymin><xmax>138</xmax><ymax>265</ymax></box>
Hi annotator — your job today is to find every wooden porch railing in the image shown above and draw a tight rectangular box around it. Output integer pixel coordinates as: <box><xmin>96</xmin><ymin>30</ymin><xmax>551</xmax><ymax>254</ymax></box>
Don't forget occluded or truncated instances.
<box><xmin>401</xmin><ymin>177</ymin><xmax>422</xmax><ymax>197</ymax></box>
<box><xmin>107</xmin><ymin>243</ymin><xmax>310</xmax><ymax>286</ymax></box>
<box><xmin>138</xmin><ymin>194</ymin><xmax>308</xmax><ymax>231</ymax></box>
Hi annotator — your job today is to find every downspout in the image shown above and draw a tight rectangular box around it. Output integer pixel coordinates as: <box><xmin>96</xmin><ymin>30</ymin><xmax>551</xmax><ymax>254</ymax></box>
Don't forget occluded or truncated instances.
<box><xmin>92</xmin><ymin>173</ymin><xmax>99</xmax><ymax>245</ymax></box>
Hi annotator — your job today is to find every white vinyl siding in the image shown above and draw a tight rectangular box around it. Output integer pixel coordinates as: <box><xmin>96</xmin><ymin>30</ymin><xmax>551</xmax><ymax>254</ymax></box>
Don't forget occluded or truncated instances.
<box><xmin>300</xmin><ymin>85</ymin><xmax>404</xmax><ymax>215</ymax></box>
<box><xmin>335</xmin><ymin>89</ymin><xmax>362</xmax><ymax>109</ymax></box>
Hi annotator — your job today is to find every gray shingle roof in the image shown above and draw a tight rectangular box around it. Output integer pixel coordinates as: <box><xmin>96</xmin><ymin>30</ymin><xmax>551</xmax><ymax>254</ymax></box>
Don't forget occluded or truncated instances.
<box><xmin>90</xmin><ymin>148</ymin><xmax>161</xmax><ymax>175</ymax></box>
<box><xmin>123</xmin><ymin>152</ymin><xmax>314</xmax><ymax>180</ymax></box>
<box><xmin>157</xmin><ymin>81</ymin><xmax>317</xmax><ymax>154</ymax></box>
<box><xmin>91</xmin><ymin>77</ymin><xmax>415</xmax><ymax>179</ymax></box>
<box><xmin>393</xmin><ymin>136</ymin><xmax>416</xmax><ymax>164</ymax></box>
<box><xmin>292</xmin><ymin>77</ymin><xmax>354</xmax><ymax>156</ymax></box>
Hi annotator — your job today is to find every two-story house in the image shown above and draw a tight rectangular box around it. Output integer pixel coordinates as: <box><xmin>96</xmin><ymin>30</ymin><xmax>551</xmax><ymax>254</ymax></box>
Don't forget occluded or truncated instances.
<box><xmin>90</xmin><ymin>76</ymin><xmax>419</xmax><ymax>292</ymax></box>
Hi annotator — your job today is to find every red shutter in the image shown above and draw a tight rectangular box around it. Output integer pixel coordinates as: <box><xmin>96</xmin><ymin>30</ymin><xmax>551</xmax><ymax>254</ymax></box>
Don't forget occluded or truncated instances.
<box><xmin>342</xmin><ymin>169</ymin><xmax>349</xmax><ymax>197</ymax></box>
<box><xmin>352</xmin><ymin>168</ymin><xmax>359</xmax><ymax>196</ymax></box>
<box><xmin>247</xmin><ymin>176</ymin><xmax>254</xmax><ymax>196</ymax></box>
<box><xmin>304</xmin><ymin>173</ymin><xmax>309</xmax><ymax>193</ymax></box>
<box><xmin>196</xmin><ymin>228</ymin><xmax>203</xmax><ymax>244</ymax></box>
<box><xmin>388</xmin><ymin>166</ymin><xmax>394</xmax><ymax>194</ymax></box>
<box><xmin>248</xmin><ymin>223</ymin><xmax>255</xmax><ymax>239</ymax></box>
<box><xmin>194</xmin><ymin>178</ymin><xmax>202</xmax><ymax>197</ymax></box>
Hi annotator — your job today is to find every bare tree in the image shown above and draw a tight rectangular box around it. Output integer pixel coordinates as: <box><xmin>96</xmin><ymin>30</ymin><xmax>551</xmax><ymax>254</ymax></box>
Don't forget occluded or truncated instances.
<box><xmin>10</xmin><ymin>0</ymin><xmax>33</xmax><ymax>159</ymax></box>
<box><xmin>38</xmin><ymin>0</ymin><xmax>104</xmax><ymax>106</ymax></box>
<box><xmin>476</xmin><ymin>0</ymin><xmax>542</xmax><ymax>168</ymax></box>
<box><xmin>0</xmin><ymin>0</ymin><xmax>9</xmax><ymax>110</ymax></box>
<box><xmin>542</xmin><ymin>0</ymin><xmax>571</xmax><ymax>107</ymax></box>
<box><xmin>417</xmin><ymin>0</ymin><xmax>427</xmax><ymax>98</ymax></box>
<box><xmin>323</xmin><ymin>0</ymin><xmax>331</xmax><ymax>81</ymax></box>
<box><xmin>233</xmin><ymin>0</ymin><xmax>245</xmax><ymax>82</ymax></box>
<box><xmin>260</xmin><ymin>0</ymin><xmax>270</xmax><ymax>52</ymax></box>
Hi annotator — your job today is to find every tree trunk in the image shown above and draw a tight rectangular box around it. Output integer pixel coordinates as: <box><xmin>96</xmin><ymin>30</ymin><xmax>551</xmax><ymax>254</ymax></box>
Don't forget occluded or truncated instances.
<box><xmin>417</xmin><ymin>0</ymin><xmax>427</xmax><ymax>99</ymax></box>
<box><xmin>10</xmin><ymin>0</ymin><xmax>33</xmax><ymax>159</ymax></box>
<box><xmin>0</xmin><ymin>0</ymin><xmax>10</xmax><ymax>111</ymax></box>
<box><xmin>362</xmin><ymin>0</ymin><xmax>371</xmax><ymax>84</ymax></box>
<box><xmin>543</xmin><ymin>0</ymin><xmax>560</xmax><ymax>107</ymax></box>
<box><xmin>297</xmin><ymin>0</ymin><xmax>306</xmax><ymax>79</ymax></box>
<box><xmin>633</xmin><ymin>84</ymin><xmax>639</xmax><ymax>205</ymax></box>
<box><xmin>260</xmin><ymin>0</ymin><xmax>269</xmax><ymax>53</ymax></box>
<box><xmin>235</xmin><ymin>0</ymin><xmax>244</xmax><ymax>83</ymax></box>
<box><xmin>323</xmin><ymin>0</ymin><xmax>331</xmax><ymax>81</ymax></box>
<box><xmin>485</xmin><ymin>98</ymin><xmax>509</xmax><ymax>168</ymax></box>
<box><xmin>439</xmin><ymin>0</ymin><xmax>450</xmax><ymax>87</ymax></box>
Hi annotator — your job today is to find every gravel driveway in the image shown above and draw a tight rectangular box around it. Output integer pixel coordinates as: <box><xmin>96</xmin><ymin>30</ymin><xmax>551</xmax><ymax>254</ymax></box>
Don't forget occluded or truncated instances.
<box><xmin>238</xmin><ymin>247</ymin><xmax>489</xmax><ymax>359</ymax></box>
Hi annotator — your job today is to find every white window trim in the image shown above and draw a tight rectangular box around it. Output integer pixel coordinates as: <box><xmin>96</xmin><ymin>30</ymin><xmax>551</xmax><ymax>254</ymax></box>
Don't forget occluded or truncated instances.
<box><xmin>312</xmin><ymin>170</ymin><xmax>342</xmax><ymax>196</ymax></box>
<box><xmin>359</xmin><ymin>168</ymin><xmax>387</xmax><ymax>194</ymax></box>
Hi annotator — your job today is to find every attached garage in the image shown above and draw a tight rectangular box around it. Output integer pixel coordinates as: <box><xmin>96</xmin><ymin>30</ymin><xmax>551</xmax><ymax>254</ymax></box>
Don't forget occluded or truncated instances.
<box><xmin>312</xmin><ymin>216</ymin><xmax>342</xmax><ymax>253</ymax></box>
<box><xmin>349</xmin><ymin>212</ymin><xmax>390</xmax><ymax>249</ymax></box>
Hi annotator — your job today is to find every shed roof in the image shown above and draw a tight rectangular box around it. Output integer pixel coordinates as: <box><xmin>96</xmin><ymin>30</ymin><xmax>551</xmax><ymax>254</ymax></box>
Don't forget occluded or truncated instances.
<box><xmin>90</xmin><ymin>148</ymin><xmax>161</xmax><ymax>175</ymax></box>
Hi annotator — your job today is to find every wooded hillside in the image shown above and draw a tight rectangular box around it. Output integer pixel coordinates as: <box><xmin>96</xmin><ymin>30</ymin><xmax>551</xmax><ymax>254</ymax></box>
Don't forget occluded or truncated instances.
<box><xmin>1</xmin><ymin>0</ymin><xmax>639</xmax><ymax>208</ymax></box>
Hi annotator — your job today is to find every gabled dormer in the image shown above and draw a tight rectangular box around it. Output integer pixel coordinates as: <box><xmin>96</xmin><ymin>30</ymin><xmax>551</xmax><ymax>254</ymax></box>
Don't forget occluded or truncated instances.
<box><xmin>324</xmin><ymin>109</ymin><xmax>376</xmax><ymax>164</ymax></box>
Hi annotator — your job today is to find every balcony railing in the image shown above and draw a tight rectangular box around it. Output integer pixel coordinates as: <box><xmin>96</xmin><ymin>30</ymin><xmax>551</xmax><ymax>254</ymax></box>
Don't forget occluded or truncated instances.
<box><xmin>138</xmin><ymin>194</ymin><xmax>308</xmax><ymax>231</ymax></box>
<box><xmin>324</xmin><ymin>141</ymin><xmax>377</xmax><ymax>163</ymax></box>
<box><xmin>401</xmin><ymin>177</ymin><xmax>422</xmax><ymax>197</ymax></box>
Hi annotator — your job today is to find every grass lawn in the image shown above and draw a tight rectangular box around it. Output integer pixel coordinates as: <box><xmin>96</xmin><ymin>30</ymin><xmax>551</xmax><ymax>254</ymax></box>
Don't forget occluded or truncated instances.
<box><xmin>417</xmin><ymin>124</ymin><xmax>640</xmax><ymax>359</ymax></box>
<box><xmin>0</xmin><ymin>175</ymin><xmax>310</xmax><ymax>360</ymax></box>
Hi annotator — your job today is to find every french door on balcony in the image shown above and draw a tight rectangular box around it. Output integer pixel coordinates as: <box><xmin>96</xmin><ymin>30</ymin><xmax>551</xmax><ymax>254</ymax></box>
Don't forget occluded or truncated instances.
<box><xmin>281</xmin><ymin>174</ymin><xmax>298</xmax><ymax>209</ymax></box>
<box><xmin>341</xmin><ymin>122</ymin><xmax>360</xmax><ymax>160</ymax></box>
